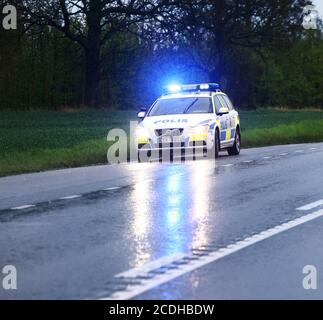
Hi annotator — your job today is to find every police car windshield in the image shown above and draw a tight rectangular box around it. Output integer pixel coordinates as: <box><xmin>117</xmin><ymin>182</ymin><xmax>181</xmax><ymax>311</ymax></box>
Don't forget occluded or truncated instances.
<box><xmin>148</xmin><ymin>97</ymin><xmax>213</xmax><ymax>116</ymax></box>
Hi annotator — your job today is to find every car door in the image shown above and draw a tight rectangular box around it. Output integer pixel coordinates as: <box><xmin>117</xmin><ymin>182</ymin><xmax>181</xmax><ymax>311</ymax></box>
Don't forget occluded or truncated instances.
<box><xmin>221</xmin><ymin>94</ymin><xmax>236</xmax><ymax>143</ymax></box>
<box><xmin>213</xmin><ymin>95</ymin><xmax>230</xmax><ymax>144</ymax></box>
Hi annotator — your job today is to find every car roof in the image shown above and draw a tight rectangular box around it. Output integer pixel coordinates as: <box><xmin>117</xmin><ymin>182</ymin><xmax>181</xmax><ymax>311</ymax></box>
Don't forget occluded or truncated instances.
<box><xmin>159</xmin><ymin>92</ymin><xmax>226</xmax><ymax>100</ymax></box>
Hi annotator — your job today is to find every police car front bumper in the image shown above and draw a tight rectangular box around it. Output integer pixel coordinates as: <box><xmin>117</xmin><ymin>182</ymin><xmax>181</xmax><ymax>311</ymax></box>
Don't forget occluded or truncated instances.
<box><xmin>137</xmin><ymin>136</ymin><xmax>215</xmax><ymax>158</ymax></box>
<box><xmin>136</xmin><ymin>126</ymin><xmax>216</xmax><ymax>154</ymax></box>
<box><xmin>138</xmin><ymin>140</ymin><xmax>208</xmax><ymax>150</ymax></box>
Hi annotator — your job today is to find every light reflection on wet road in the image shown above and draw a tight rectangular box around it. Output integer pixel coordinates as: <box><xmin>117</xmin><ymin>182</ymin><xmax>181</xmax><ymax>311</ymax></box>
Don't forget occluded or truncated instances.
<box><xmin>1</xmin><ymin>143</ymin><xmax>323</xmax><ymax>299</ymax></box>
<box><xmin>127</xmin><ymin>164</ymin><xmax>216</xmax><ymax>265</ymax></box>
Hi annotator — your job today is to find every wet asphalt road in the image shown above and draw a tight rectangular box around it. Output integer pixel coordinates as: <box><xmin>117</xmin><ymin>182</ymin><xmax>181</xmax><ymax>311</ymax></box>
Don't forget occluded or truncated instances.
<box><xmin>1</xmin><ymin>143</ymin><xmax>323</xmax><ymax>300</ymax></box>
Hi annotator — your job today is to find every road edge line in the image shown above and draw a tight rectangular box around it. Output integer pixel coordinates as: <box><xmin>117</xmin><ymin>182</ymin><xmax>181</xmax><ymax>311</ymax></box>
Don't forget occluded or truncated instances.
<box><xmin>101</xmin><ymin>209</ymin><xmax>323</xmax><ymax>300</ymax></box>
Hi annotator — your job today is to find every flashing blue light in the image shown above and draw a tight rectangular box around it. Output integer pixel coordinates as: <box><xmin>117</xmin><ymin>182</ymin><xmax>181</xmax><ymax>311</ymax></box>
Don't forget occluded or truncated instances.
<box><xmin>163</xmin><ymin>83</ymin><xmax>220</xmax><ymax>95</ymax></box>
<box><xmin>200</xmin><ymin>84</ymin><xmax>210</xmax><ymax>90</ymax></box>
<box><xmin>168</xmin><ymin>84</ymin><xmax>182</xmax><ymax>93</ymax></box>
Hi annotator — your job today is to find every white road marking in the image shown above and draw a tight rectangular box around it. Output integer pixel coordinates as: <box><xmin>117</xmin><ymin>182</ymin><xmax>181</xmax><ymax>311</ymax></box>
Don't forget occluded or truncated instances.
<box><xmin>242</xmin><ymin>160</ymin><xmax>253</xmax><ymax>163</ymax></box>
<box><xmin>116</xmin><ymin>253</ymin><xmax>186</xmax><ymax>278</ymax></box>
<box><xmin>263</xmin><ymin>156</ymin><xmax>271</xmax><ymax>160</ymax></box>
<box><xmin>279</xmin><ymin>153</ymin><xmax>288</xmax><ymax>156</ymax></box>
<box><xmin>221</xmin><ymin>164</ymin><xmax>233</xmax><ymax>167</ymax></box>
<box><xmin>59</xmin><ymin>195</ymin><xmax>82</xmax><ymax>200</ymax></box>
<box><xmin>295</xmin><ymin>150</ymin><xmax>304</xmax><ymax>153</ymax></box>
<box><xmin>297</xmin><ymin>199</ymin><xmax>323</xmax><ymax>211</ymax></box>
<box><xmin>102</xmin><ymin>208</ymin><xmax>323</xmax><ymax>300</ymax></box>
<box><xmin>103</xmin><ymin>187</ymin><xmax>121</xmax><ymax>191</ymax></box>
<box><xmin>11</xmin><ymin>204</ymin><xmax>35</xmax><ymax>210</ymax></box>
<box><xmin>310</xmin><ymin>147</ymin><xmax>317</xmax><ymax>150</ymax></box>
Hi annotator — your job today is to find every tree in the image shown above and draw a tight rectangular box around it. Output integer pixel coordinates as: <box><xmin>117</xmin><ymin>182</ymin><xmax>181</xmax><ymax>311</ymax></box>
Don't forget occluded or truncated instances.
<box><xmin>19</xmin><ymin>0</ymin><xmax>179</xmax><ymax>108</ymax></box>
<box><xmin>146</xmin><ymin>0</ymin><xmax>311</xmax><ymax>83</ymax></box>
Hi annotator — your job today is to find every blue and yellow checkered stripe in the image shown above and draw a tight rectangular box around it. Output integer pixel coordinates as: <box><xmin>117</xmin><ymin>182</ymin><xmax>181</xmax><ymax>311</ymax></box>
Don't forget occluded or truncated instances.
<box><xmin>221</xmin><ymin>128</ymin><xmax>235</xmax><ymax>141</ymax></box>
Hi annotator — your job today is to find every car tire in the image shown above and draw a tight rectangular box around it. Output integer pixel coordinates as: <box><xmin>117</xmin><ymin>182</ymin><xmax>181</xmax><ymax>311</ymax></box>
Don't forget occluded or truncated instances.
<box><xmin>227</xmin><ymin>129</ymin><xmax>241</xmax><ymax>156</ymax></box>
<box><xmin>211</xmin><ymin>130</ymin><xmax>220</xmax><ymax>159</ymax></box>
<box><xmin>138</xmin><ymin>148</ymin><xmax>152</xmax><ymax>162</ymax></box>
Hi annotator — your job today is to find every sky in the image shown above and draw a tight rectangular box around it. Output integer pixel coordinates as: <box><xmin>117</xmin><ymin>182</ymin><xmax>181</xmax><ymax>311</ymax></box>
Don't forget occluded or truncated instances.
<box><xmin>312</xmin><ymin>0</ymin><xmax>323</xmax><ymax>17</ymax></box>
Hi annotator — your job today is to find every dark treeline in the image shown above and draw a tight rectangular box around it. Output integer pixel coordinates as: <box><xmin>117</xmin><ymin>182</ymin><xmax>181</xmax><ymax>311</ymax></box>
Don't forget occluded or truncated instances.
<box><xmin>0</xmin><ymin>0</ymin><xmax>322</xmax><ymax>111</ymax></box>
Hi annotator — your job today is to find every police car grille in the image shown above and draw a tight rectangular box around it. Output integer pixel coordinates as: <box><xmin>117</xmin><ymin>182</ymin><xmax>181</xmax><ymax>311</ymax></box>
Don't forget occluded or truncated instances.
<box><xmin>155</xmin><ymin>128</ymin><xmax>184</xmax><ymax>137</ymax></box>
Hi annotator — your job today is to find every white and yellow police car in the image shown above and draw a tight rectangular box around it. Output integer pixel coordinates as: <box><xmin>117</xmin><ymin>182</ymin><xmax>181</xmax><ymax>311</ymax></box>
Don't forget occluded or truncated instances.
<box><xmin>136</xmin><ymin>83</ymin><xmax>241</xmax><ymax>159</ymax></box>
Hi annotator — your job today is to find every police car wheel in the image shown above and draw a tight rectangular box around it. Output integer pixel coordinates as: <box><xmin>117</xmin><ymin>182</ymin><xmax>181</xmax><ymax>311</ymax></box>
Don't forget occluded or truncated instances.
<box><xmin>227</xmin><ymin>130</ymin><xmax>241</xmax><ymax>156</ymax></box>
<box><xmin>212</xmin><ymin>130</ymin><xmax>220</xmax><ymax>159</ymax></box>
<box><xmin>138</xmin><ymin>148</ymin><xmax>152</xmax><ymax>162</ymax></box>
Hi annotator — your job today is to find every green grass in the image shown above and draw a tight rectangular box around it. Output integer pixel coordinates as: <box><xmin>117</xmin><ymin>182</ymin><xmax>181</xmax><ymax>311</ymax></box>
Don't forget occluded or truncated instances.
<box><xmin>240</xmin><ymin>109</ymin><xmax>323</xmax><ymax>147</ymax></box>
<box><xmin>0</xmin><ymin>111</ymin><xmax>135</xmax><ymax>176</ymax></box>
<box><xmin>1</xmin><ymin>109</ymin><xmax>323</xmax><ymax>176</ymax></box>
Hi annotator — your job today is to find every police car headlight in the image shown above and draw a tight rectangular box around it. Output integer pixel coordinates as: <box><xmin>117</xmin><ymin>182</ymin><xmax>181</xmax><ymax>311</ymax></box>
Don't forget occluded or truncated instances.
<box><xmin>136</xmin><ymin>127</ymin><xmax>148</xmax><ymax>137</ymax></box>
<box><xmin>190</xmin><ymin>125</ymin><xmax>209</xmax><ymax>135</ymax></box>
<box><xmin>189</xmin><ymin>125</ymin><xmax>209</xmax><ymax>141</ymax></box>
<box><xmin>136</xmin><ymin>127</ymin><xmax>149</xmax><ymax>144</ymax></box>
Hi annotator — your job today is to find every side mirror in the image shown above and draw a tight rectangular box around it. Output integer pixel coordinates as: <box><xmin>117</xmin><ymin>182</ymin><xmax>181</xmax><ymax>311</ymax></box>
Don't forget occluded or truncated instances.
<box><xmin>137</xmin><ymin>111</ymin><xmax>146</xmax><ymax>119</ymax></box>
<box><xmin>218</xmin><ymin>107</ymin><xmax>229</xmax><ymax>115</ymax></box>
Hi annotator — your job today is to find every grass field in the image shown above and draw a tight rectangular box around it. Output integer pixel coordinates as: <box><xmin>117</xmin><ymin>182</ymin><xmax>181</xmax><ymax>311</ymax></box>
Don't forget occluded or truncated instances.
<box><xmin>1</xmin><ymin>109</ymin><xmax>323</xmax><ymax>176</ymax></box>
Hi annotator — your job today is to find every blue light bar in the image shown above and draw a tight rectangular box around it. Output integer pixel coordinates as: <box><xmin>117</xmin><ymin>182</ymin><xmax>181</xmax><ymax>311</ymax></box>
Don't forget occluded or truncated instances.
<box><xmin>168</xmin><ymin>84</ymin><xmax>182</xmax><ymax>93</ymax></box>
<box><xmin>163</xmin><ymin>83</ymin><xmax>220</xmax><ymax>95</ymax></box>
<box><xmin>199</xmin><ymin>83</ymin><xmax>220</xmax><ymax>91</ymax></box>
<box><xmin>200</xmin><ymin>84</ymin><xmax>210</xmax><ymax>90</ymax></box>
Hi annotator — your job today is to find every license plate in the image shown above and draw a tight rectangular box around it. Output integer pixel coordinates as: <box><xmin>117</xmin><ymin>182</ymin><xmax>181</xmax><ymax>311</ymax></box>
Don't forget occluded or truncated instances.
<box><xmin>161</xmin><ymin>136</ymin><xmax>172</xmax><ymax>144</ymax></box>
<box><xmin>160</xmin><ymin>136</ymin><xmax>181</xmax><ymax>144</ymax></box>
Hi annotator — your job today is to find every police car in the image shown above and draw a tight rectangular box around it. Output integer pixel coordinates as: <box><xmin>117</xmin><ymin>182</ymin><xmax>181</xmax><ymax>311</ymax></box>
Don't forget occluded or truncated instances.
<box><xmin>136</xmin><ymin>83</ymin><xmax>241</xmax><ymax>159</ymax></box>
